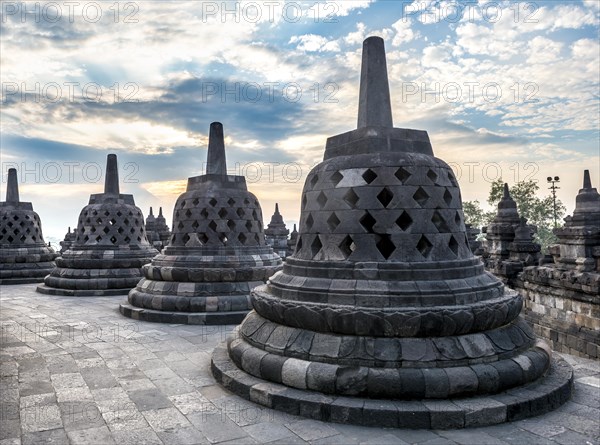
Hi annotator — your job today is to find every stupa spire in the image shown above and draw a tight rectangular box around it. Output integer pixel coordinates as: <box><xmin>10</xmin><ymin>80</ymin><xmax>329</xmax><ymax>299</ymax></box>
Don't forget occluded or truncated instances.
<box><xmin>104</xmin><ymin>154</ymin><xmax>120</xmax><ymax>194</ymax></box>
<box><xmin>6</xmin><ymin>168</ymin><xmax>19</xmax><ymax>202</ymax></box>
<box><xmin>149</xmin><ymin>207</ymin><xmax>154</xmax><ymax>216</ymax></box>
<box><xmin>583</xmin><ymin>169</ymin><xmax>592</xmax><ymax>189</ymax></box>
<box><xmin>206</xmin><ymin>122</ymin><xmax>226</xmax><ymax>175</ymax></box>
<box><xmin>159</xmin><ymin>207</ymin><xmax>163</xmax><ymax>216</ymax></box>
<box><xmin>357</xmin><ymin>36</ymin><xmax>393</xmax><ymax>128</ymax></box>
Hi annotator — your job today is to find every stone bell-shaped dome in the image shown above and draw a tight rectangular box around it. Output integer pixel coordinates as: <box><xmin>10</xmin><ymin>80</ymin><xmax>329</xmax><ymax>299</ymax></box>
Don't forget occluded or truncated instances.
<box><xmin>0</xmin><ymin>168</ymin><xmax>58</xmax><ymax>284</ymax></box>
<box><xmin>211</xmin><ymin>37</ymin><xmax>573</xmax><ymax>428</ymax></box>
<box><xmin>37</xmin><ymin>154</ymin><xmax>158</xmax><ymax>296</ymax></box>
<box><xmin>120</xmin><ymin>122</ymin><xmax>282</xmax><ymax>324</ymax></box>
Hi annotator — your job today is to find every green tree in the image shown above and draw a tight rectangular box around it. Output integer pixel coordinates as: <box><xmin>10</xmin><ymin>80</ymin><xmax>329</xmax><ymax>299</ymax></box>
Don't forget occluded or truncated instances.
<box><xmin>462</xmin><ymin>200</ymin><xmax>494</xmax><ymax>229</ymax></box>
<box><xmin>486</xmin><ymin>178</ymin><xmax>566</xmax><ymax>251</ymax></box>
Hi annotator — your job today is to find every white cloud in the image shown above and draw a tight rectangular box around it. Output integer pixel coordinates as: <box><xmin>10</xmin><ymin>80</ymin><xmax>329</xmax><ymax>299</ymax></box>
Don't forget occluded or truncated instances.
<box><xmin>289</xmin><ymin>34</ymin><xmax>340</xmax><ymax>52</ymax></box>
<box><xmin>392</xmin><ymin>18</ymin><xmax>417</xmax><ymax>46</ymax></box>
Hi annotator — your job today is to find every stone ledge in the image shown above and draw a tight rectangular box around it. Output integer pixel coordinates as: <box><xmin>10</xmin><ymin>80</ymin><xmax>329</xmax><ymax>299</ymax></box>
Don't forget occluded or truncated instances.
<box><xmin>36</xmin><ymin>284</ymin><xmax>130</xmax><ymax>297</ymax></box>
<box><xmin>211</xmin><ymin>343</ymin><xmax>573</xmax><ymax>429</ymax></box>
<box><xmin>119</xmin><ymin>303</ymin><xmax>249</xmax><ymax>325</ymax></box>
<box><xmin>0</xmin><ymin>276</ymin><xmax>48</xmax><ymax>285</ymax></box>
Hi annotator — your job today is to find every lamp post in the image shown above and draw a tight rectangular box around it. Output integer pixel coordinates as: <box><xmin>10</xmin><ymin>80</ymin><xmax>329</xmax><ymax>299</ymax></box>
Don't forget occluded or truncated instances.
<box><xmin>547</xmin><ymin>176</ymin><xmax>560</xmax><ymax>228</ymax></box>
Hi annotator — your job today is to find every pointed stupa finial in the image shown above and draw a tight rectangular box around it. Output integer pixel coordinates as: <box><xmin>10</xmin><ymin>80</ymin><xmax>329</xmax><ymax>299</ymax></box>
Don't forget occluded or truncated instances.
<box><xmin>357</xmin><ymin>36</ymin><xmax>393</xmax><ymax>129</ymax></box>
<box><xmin>583</xmin><ymin>170</ymin><xmax>592</xmax><ymax>189</ymax></box>
<box><xmin>503</xmin><ymin>183</ymin><xmax>510</xmax><ymax>199</ymax></box>
<box><xmin>159</xmin><ymin>207</ymin><xmax>163</xmax><ymax>217</ymax></box>
<box><xmin>149</xmin><ymin>207</ymin><xmax>154</xmax><ymax>216</ymax></box>
<box><xmin>68</xmin><ymin>226</ymin><xmax>71</xmax><ymax>233</ymax></box>
<box><xmin>275</xmin><ymin>203</ymin><xmax>280</xmax><ymax>215</ymax></box>
<box><xmin>6</xmin><ymin>168</ymin><xmax>19</xmax><ymax>202</ymax></box>
<box><xmin>104</xmin><ymin>154</ymin><xmax>120</xmax><ymax>194</ymax></box>
<box><xmin>206</xmin><ymin>122</ymin><xmax>226</xmax><ymax>175</ymax></box>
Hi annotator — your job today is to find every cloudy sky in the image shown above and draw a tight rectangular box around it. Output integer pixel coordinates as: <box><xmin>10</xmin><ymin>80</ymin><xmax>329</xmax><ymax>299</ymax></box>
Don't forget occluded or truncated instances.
<box><xmin>1</xmin><ymin>0</ymin><xmax>598</xmax><ymax>243</ymax></box>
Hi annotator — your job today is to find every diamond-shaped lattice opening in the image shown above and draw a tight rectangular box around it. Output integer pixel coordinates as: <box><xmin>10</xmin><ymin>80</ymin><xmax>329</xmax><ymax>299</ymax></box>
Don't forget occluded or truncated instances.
<box><xmin>377</xmin><ymin>187</ymin><xmax>394</xmax><ymax>208</ymax></box>
<box><xmin>124</xmin><ymin>236</ymin><xmax>131</xmax><ymax>243</ymax></box>
<box><xmin>427</xmin><ymin>169</ymin><xmax>438</xmax><ymax>183</ymax></box>
<box><xmin>362</xmin><ymin>168</ymin><xmax>377</xmax><ymax>184</ymax></box>
<box><xmin>218</xmin><ymin>233</ymin><xmax>228</xmax><ymax>245</ymax></box>
<box><xmin>244</xmin><ymin>198</ymin><xmax>250</xmax><ymax>205</ymax></box>
<box><xmin>12</xmin><ymin>215</ymin><xmax>18</xmax><ymax>221</ymax></box>
<box><xmin>83</xmin><ymin>235</ymin><xmax>89</xmax><ymax>243</ymax></box>
<box><xmin>317</xmin><ymin>191</ymin><xmax>328</xmax><ymax>209</ymax></box>
<box><xmin>227</xmin><ymin>198</ymin><xmax>235</xmax><ymax>207</ymax></box>
<box><xmin>310</xmin><ymin>235</ymin><xmax>322</xmax><ymax>258</ymax></box>
<box><xmin>192</xmin><ymin>220</ymin><xmax>199</xmax><ymax>229</ymax></box>
<box><xmin>95</xmin><ymin>235</ymin><xmax>102</xmax><ymax>243</ymax></box>
<box><xmin>209</xmin><ymin>198</ymin><xmax>218</xmax><ymax>207</ymax></box>
<box><xmin>7</xmin><ymin>222</ymin><xmax>13</xmax><ymax>228</ymax></box>
<box><xmin>305</xmin><ymin>214</ymin><xmax>314</xmax><ymax>231</ymax></box>
<box><xmin>227</xmin><ymin>220</ymin><xmax>235</xmax><ymax>231</ymax></box>
<box><xmin>339</xmin><ymin>235</ymin><xmax>355</xmax><ymax>259</ymax></box>
<box><xmin>208</xmin><ymin>221</ymin><xmax>218</xmax><ymax>232</ymax></box>
<box><xmin>310</xmin><ymin>174</ymin><xmax>319</xmax><ymax>188</ymax></box>
<box><xmin>238</xmin><ymin>232</ymin><xmax>247</xmax><ymax>244</ymax></box>
<box><xmin>103</xmin><ymin>226</ymin><xmax>110</xmax><ymax>234</ymax></box>
<box><xmin>118</xmin><ymin>227</ymin><xmax>124</xmax><ymax>234</ymax></box>
<box><xmin>0</xmin><ymin>228</ymin><xmax>6</xmax><ymax>235</ymax></box>
<box><xmin>124</xmin><ymin>218</ymin><xmax>129</xmax><ymax>225</ymax></box>
<box><xmin>330</xmin><ymin>171</ymin><xmax>343</xmax><ymax>186</ymax></box>
<box><xmin>302</xmin><ymin>194</ymin><xmax>308</xmax><ymax>209</ymax></box>
<box><xmin>110</xmin><ymin>236</ymin><xmax>118</xmax><ymax>244</ymax></box>
<box><xmin>296</xmin><ymin>237</ymin><xmax>303</xmax><ymax>252</ymax></box>
<box><xmin>109</xmin><ymin>218</ymin><xmax>116</xmax><ymax>225</ymax></box>
<box><xmin>431</xmin><ymin>210</ymin><xmax>450</xmax><ymax>232</ymax></box>
<box><xmin>360</xmin><ymin>211</ymin><xmax>376</xmax><ymax>233</ymax></box>
<box><xmin>236</xmin><ymin>208</ymin><xmax>245</xmax><ymax>218</ymax></box>
<box><xmin>177</xmin><ymin>221</ymin><xmax>184</xmax><ymax>229</ymax></box>
<box><xmin>182</xmin><ymin>234</ymin><xmax>190</xmax><ymax>244</ymax></box>
<box><xmin>117</xmin><ymin>211</ymin><xmax>122</xmax><ymax>217</ymax></box>
<box><xmin>376</xmin><ymin>234</ymin><xmax>395</xmax><ymax>260</ymax></box>
<box><xmin>395</xmin><ymin>167</ymin><xmax>411</xmax><ymax>184</ymax></box>
<box><xmin>327</xmin><ymin>213</ymin><xmax>340</xmax><ymax>232</ymax></box>
<box><xmin>246</xmin><ymin>220</ymin><xmax>253</xmax><ymax>231</ymax></box>
<box><xmin>180</xmin><ymin>201</ymin><xmax>186</xmax><ymax>208</ymax></box>
<box><xmin>448</xmin><ymin>171</ymin><xmax>458</xmax><ymax>186</ymax></box>
<box><xmin>396</xmin><ymin>211</ymin><xmax>413</xmax><ymax>231</ymax></box>
<box><xmin>199</xmin><ymin>233</ymin><xmax>209</xmax><ymax>244</ymax></box>
<box><xmin>200</xmin><ymin>208</ymin><xmax>209</xmax><ymax>218</ymax></box>
<box><xmin>455</xmin><ymin>211</ymin><xmax>461</xmax><ymax>225</ymax></box>
<box><xmin>413</xmin><ymin>187</ymin><xmax>429</xmax><ymax>207</ymax></box>
<box><xmin>449</xmin><ymin>235</ymin><xmax>459</xmax><ymax>256</ymax></box>
<box><xmin>96</xmin><ymin>218</ymin><xmax>103</xmax><ymax>224</ymax></box>
<box><xmin>91</xmin><ymin>210</ymin><xmax>98</xmax><ymax>216</ymax></box>
<box><xmin>193</xmin><ymin>198</ymin><xmax>200</xmax><ymax>206</ymax></box>
<box><xmin>416</xmin><ymin>235</ymin><xmax>433</xmax><ymax>258</ymax></box>
<box><xmin>103</xmin><ymin>211</ymin><xmax>110</xmax><ymax>217</ymax></box>
<box><xmin>218</xmin><ymin>208</ymin><xmax>228</xmax><ymax>218</ymax></box>
<box><xmin>19</xmin><ymin>221</ymin><xmax>24</xmax><ymax>227</ymax></box>
<box><xmin>185</xmin><ymin>209</ymin><xmax>192</xmax><ymax>218</ymax></box>
<box><xmin>175</xmin><ymin>211</ymin><xmax>180</xmax><ymax>219</ymax></box>
<box><xmin>130</xmin><ymin>227</ymin><xmax>136</xmax><ymax>233</ymax></box>
<box><xmin>344</xmin><ymin>188</ymin><xmax>359</xmax><ymax>208</ymax></box>
<box><xmin>13</xmin><ymin>228</ymin><xmax>20</xmax><ymax>235</ymax></box>
<box><xmin>443</xmin><ymin>189</ymin><xmax>453</xmax><ymax>206</ymax></box>
<box><xmin>252</xmin><ymin>210</ymin><xmax>258</xmax><ymax>219</ymax></box>
<box><xmin>255</xmin><ymin>233</ymin><xmax>261</xmax><ymax>243</ymax></box>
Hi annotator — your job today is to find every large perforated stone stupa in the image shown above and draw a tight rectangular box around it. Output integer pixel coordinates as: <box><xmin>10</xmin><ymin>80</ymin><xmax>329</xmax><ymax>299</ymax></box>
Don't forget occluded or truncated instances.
<box><xmin>0</xmin><ymin>168</ymin><xmax>57</xmax><ymax>284</ymax></box>
<box><xmin>37</xmin><ymin>155</ymin><xmax>158</xmax><ymax>296</ymax></box>
<box><xmin>119</xmin><ymin>122</ymin><xmax>283</xmax><ymax>324</ymax></box>
<box><xmin>211</xmin><ymin>37</ymin><xmax>573</xmax><ymax>429</ymax></box>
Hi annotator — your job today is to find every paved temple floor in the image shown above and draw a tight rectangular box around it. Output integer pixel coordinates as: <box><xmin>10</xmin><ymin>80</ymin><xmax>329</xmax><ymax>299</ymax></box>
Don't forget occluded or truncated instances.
<box><xmin>1</xmin><ymin>284</ymin><xmax>598</xmax><ymax>445</ymax></box>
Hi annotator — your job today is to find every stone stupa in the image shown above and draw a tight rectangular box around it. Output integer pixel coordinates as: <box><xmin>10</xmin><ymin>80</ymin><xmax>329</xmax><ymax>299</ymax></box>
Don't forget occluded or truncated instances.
<box><xmin>37</xmin><ymin>154</ymin><xmax>158</xmax><ymax>296</ymax></box>
<box><xmin>265</xmin><ymin>203</ymin><xmax>290</xmax><ymax>258</ymax></box>
<box><xmin>211</xmin><ymin>37</ymin><xmax>573</xmax><ymax>429</ymax></box>
<box><xmin>0</xmin><ymin>168</ymin><xmax>57</xmax><ymax>284</ymax></box>
<box><xmin>120</xmin><ymin>122</ymin><xmax>283</xmax><ymax>324</ymax></box>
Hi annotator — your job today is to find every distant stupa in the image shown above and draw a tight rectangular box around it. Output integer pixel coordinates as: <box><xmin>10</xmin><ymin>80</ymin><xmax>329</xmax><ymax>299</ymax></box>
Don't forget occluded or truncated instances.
<box><xmin>120</xmin><ymin>122</ymin><xmax>282</xmax><ymax>324</ymax></box>
<box><xmin>37</xmin><ymin>154</ymin><xmax>158</xmax><ymax>296</ymax></box>
<box><xmin>0</xmin><ymin>168</ymin><xmax>57</xmax><ymax>284</ymax></box>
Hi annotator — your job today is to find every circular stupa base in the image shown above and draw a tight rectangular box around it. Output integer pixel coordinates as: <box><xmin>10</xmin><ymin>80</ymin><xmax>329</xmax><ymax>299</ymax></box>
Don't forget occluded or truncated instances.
<box><xmin>36</xmin><ymin>284</ymin><xmax>131</xmax><ymax>297</ymax></box>
<box><xmin>1</xmin><ymin>277</ymin><xmax>47</xmax><ymax>285</ymax></box>
<box><xmin>119</xmin><ymin>303</ymin><xmax>249</xmax><ymax>325</ymax></box>
<box><xmin>211</xmin><ymin>342</ymin><xmax>573</xmax><ymax>429</ymax></box>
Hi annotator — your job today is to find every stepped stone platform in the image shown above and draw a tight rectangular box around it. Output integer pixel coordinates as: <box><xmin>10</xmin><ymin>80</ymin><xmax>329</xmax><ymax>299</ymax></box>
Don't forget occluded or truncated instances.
<box><xmin>0</xmin><ymin>168</ymin><xmax>58</xmax><ymax>284</ymax></box>
<box><xmin>211</xmin><ymin>36</ymin><xmax>574</xmax><ymax>428</ymax></box>
<box><xmin>36</xmin><ymin>154</ymin><xmax>158</xmax><ymax>296</ymax></box>
<box><xmin>120</xmin><ymin>122</ymin><xmax>282</xmax><ymax>324</ymax></box>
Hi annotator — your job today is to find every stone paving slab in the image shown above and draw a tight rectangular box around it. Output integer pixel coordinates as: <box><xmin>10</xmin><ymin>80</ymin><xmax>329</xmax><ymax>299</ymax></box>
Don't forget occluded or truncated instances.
<box><xmin>1</xmin><ymin>284</ymin><xmax>599</xmax><ymax>445</ymax></box>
